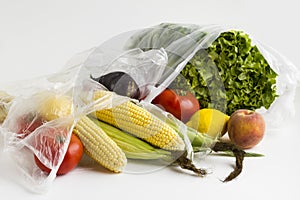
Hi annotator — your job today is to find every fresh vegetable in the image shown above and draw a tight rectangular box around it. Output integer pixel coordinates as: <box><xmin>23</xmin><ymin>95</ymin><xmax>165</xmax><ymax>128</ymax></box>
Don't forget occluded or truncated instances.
<box><xmin>186</xmin><ymin>108</ymin><xmax>229</xmax><ymax>138</ymax></box>
<box><xmin>152</xmin><ymin>88</ymin><xmax>200</xmax><ymax>123</ymax></box>
<box><xmin>15</xmin><ymin>113</ymin><xmax>46</xmax><ymax>138</ymax></box>
<box><xmin>34</xmin><ymin>133</ymin><xmax>83</xmax><ymax>175</ymax></box>
<box><xmin>94</xmin><ymin>91</ymin><xmax>185</xmax><ymax>151</ymax></box>
<box><xmin>33</xmin><ymin>126</ymin><xmax>69</xmax><ymax>174</ymax></box>
<box><xmin>73</xmin><ymin>116</ymin><xmax>127</xmax><ymax>172</ymax></box>
<box><xmin>126</xmin><ymin>23</ymin><xmax>278</xmax><ymax>115</ymax></box>
<box><xmin>91</xmin><ymin>114</ymin><xmax>210</xmax><ymax>177</ymax></box>
<box><xmin>227</xmin><ymin>109</ymin><xmax>265</xmax><ymax>149</ymax></box>
<box><xmin>90</xmin><ymin>117</ymin><xmax>172</xmax><ymax>160</ymax></box>
<box><xmin>91</xmin><ymin>71</ymin><xmax>140</xmax><ymax>99</ymax></box>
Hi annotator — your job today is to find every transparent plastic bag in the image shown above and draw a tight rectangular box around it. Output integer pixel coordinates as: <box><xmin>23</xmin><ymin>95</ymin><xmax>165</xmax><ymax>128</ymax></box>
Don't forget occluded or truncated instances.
<box><xmin>0</xmin><ymin>65</ymin><xmax>131</xmax><ymax>193</ymax></box>
<box><xmin>85</xmin><ymin>23</ymin><xmax>300</xmax><ymax>129</ymax></box>
<box><xmin>0</xmin><ymin>47</ymin><xmax>201</xmax><ymax>193</ymax></box>
<box><xmin>125</xmin><ymin>23</ymin><xmax>300</xmax><ymax>128</ymax></box>
<box><xmin>71</xmin><ymin>48</ymin><xmax>202</xmax><ymax>173</ymax></box>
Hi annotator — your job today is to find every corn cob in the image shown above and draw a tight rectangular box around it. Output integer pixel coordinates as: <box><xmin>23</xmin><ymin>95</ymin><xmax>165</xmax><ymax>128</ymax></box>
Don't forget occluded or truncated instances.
<box><xmin>89</xmin><ymin>116</ymin><xmax>172</xmax><ymax>160</ymax></box>
<box><xmin>94</xmin><ymin>91</ymin><xmax>185</xmax><ymax>151</ymax></box>
<box><xmin>73</xmin><ymin>116</ymin><xmax>127</xmax><ymax>173</ymax></box>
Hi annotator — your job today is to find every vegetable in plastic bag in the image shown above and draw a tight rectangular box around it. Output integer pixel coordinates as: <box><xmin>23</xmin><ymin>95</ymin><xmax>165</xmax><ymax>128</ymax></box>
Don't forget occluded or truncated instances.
<box><xmin>91</xmin><ymin>71</ymin><xmax>141</xmax><ymax>99</ymax></box>
<box><xmin>85</xmin><ymin>48</ymin><xmax>168</xmax><ymax>100</ymax></box>
<box><xmin>123</xmin><ymin>23</ymin><xmax>300</xmax><ymax>126</ymax></box>
<box><xmin>0</xmin><ymin>66</ymin><xmax>125</xmax><ymax>193</ymax></box>
<box><xmin>126</xmin><ymin>23</ymin><xmax>278</xmax><ymax>115</ymax></box>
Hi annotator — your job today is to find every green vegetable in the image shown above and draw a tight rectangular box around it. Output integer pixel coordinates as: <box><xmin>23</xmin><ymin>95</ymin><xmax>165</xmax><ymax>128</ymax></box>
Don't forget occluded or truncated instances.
<box><xmin>127</xmin><ymin>23</ymin><xmax>278</xmax><ymax>115</ymax></box>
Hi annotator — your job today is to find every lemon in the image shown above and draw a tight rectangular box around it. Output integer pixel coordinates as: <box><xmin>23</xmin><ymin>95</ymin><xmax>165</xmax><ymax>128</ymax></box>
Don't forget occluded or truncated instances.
<box><xmin>186</xmin><ymin>108</ymin><xmax>230</xmax><ymax>138</ymax></box>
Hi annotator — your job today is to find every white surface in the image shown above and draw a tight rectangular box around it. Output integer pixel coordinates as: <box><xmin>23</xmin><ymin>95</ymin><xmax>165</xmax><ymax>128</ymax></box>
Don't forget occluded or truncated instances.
<box><xmin>1</xmin><ymin>0</ymin><xmax>300</xmax><ymax>199</ymax></box>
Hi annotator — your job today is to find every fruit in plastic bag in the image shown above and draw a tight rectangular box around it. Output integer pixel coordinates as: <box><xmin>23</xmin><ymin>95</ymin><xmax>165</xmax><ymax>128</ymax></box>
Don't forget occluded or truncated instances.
<box><xmin>152</xmin><ymin>88</ymin><xmax>200</xmax><ymax>123</ymax></box>
<box><xmin>34</xmin><ymin>133</ymin><xmax>83</xmax><ymax>175</ymax></box>
<box><xmin>186</xmin><ymin>108</ymin><xmax>229</xmax><ymax>138</ymax></box>
<box><xmin>16</xmin><ymin>113</ymin><xmax>46</xmax><ymax>138</ymax></box>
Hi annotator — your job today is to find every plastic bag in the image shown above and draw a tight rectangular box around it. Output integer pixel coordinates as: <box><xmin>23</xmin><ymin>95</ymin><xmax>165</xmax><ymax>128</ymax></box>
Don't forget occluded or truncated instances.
<box><xmin>85</xmin><ymin>23</ymin><xmax>300</xmax><ymax>128</ymax></box>
<box><xmin>0</xmin><ymin>66</ymin><xmax>113</xmax><ymax>192</ymax></box>
<box><xmin>68</xmin><ymin>47</ymin><xmax>201</xmax><ymax>172</ymax></box>
<box><xmin>0</xmin><ymin>47</ymin><xmax>200</xmax><ymax>193</ymax></box>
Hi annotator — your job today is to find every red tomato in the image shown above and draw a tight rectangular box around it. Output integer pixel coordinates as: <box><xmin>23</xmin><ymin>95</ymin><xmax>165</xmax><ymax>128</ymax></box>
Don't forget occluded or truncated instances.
<box><xmin>152</xmin><ymin>89</ymin><xmax>200</xmax><ymax>123</ymax></box>
<box><xmin>15</xmin><ymin>113</ymin><xmax>46</xmax><ymax>138</ymax></box>
<box><xmin>56</xmin><ymin>134</ymin><xmax>83</xmax><ymax>175</ymax></box>
<box><xmin>34</xmin><ymin>128</ymin><xmax>83</xmax><ymax>176</ymax></box>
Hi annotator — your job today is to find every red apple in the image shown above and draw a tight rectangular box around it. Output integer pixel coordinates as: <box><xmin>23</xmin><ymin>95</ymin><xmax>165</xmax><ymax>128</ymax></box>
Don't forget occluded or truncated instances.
<box><xmin>227</xmin><ymin>109</ymin><xmax>265</xmax><ymax>149</ymax></box>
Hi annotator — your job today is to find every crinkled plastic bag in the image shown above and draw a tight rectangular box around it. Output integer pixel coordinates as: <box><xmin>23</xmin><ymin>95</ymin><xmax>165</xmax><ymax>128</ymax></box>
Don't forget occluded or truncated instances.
<box><xmin>0</xmin><ymin>47</ymin><xmax>194</xmax><ymax>193</ymax></box>
<box><xmin>0</xmin><ymin>66</ymin><xmax>115</xmax><ymax>193</ymax></box>
<box><xmin>83</xmin><ymin>23</ymin><xmax>300</xmax><ymax>128</ymax></box>
<box><xmin>66</xmin><ymin>47</ymin><xmax>199</xmax><ymax>173</ymax></box>
<box><xmin>127</xmin><ymin>23</ymin><xmax>300</xmax><ymax>127</ymax></box>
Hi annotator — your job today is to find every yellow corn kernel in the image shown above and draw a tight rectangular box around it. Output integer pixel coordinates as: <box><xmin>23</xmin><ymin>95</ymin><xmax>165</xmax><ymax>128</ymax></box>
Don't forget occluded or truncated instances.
<box><xmin>94</xmin><ymin>92</ymin><xmax>185</xmax><ymax>151</ymax></box>
<box><xmin>73</xmin><ymin>116</ymin><xmax>127</xmax><ymax>173</ymax></box>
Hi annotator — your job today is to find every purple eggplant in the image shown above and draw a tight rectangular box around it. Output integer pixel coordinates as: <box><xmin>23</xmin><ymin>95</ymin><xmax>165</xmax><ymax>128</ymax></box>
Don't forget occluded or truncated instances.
<box><xmin>91</xmin><ymin>71</ymin><xmax>140</xmax><ymax>99</ymax></box>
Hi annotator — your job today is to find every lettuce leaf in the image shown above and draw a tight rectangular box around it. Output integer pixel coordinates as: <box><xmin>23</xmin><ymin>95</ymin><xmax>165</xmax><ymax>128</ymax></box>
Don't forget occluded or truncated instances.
<box><xmin>181</xmin><ymin>31</ymin><xmax>277</xmax><ymax>115</ymax></box>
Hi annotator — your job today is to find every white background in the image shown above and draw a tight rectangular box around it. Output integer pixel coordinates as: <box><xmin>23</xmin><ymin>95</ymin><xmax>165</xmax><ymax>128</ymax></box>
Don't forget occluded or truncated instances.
<box><xmin>0</xmin><ymin>0</ymin><xmax>300</xmax><ymax>199</ymax></box>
